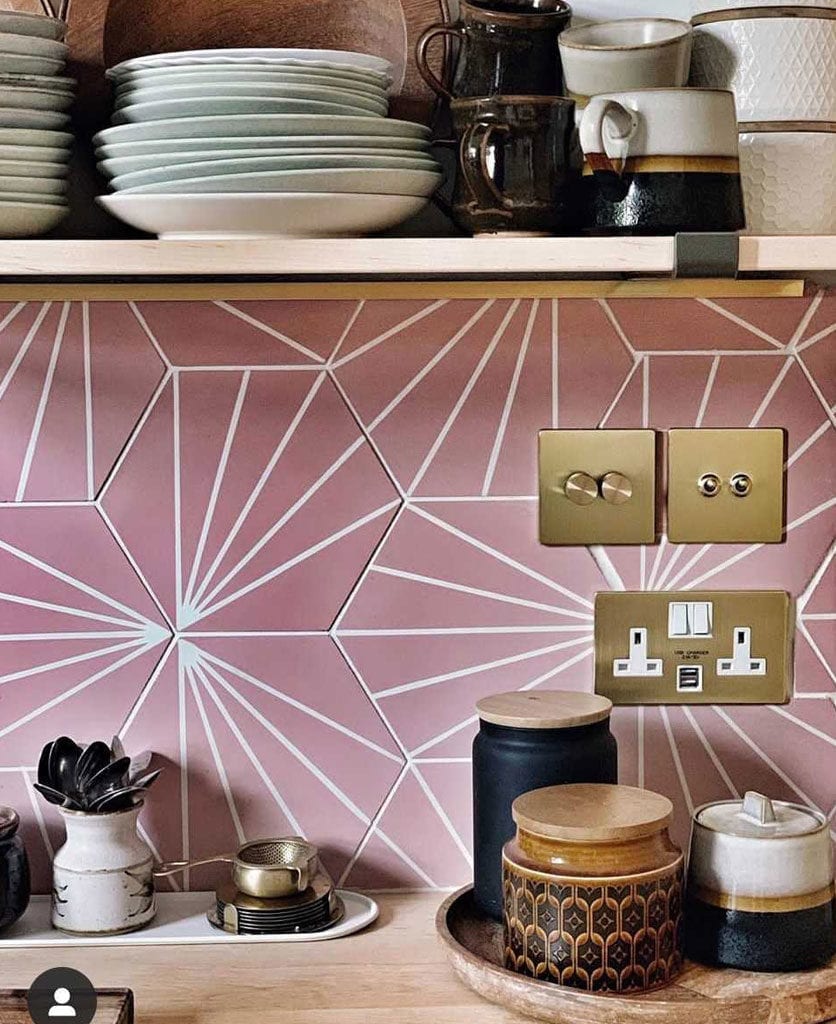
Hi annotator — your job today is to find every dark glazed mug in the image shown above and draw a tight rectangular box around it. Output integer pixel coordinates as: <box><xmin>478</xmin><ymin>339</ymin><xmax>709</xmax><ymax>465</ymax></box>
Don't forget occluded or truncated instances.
<box><xmin>578</xmin><ymin>88</ymin><xmax>746</xmax><ymax>235</ymax></box>
<box><xmin>0</xmin><ymin>807</ymin><xmax>30</xmax><ymax>932</ymax></box>
<box><xmin>451</xmin><ymin>96</ymin><xmax>582</xmax><ymax>235</ymax></box>
<box><xmin>416</xmin><ymin>0</ymin><xmax>571</xmax><ymax>101</ymax></box>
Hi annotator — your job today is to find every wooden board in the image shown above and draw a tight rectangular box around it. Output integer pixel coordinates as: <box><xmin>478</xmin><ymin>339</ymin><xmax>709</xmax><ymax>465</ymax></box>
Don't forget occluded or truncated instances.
<box><xmin>437</xmin><ymin>887</ymin><xmax>836</xmax><ymax>1024</ymax></box>
<box><xmin>0</xmin><ymin>989</ymin><xmax>133</xmax><ymax>1024</ymax></box>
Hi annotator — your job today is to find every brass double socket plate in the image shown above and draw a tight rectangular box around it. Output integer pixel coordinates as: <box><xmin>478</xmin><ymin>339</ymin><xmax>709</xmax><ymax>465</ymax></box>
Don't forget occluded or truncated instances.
<box><xmin>539</xmin><ymin>430</ymin><xmax>657</xmax><ymax>545</ymax></box>
<box><xmin>667</xmin><ymin>428</ymin><xmax>786</xmax><ymax>543</ymax></box>
<box><xmin>594</xmin><ymin>590</ymin><xmax>793</xmax><ymax>706</ymax></box>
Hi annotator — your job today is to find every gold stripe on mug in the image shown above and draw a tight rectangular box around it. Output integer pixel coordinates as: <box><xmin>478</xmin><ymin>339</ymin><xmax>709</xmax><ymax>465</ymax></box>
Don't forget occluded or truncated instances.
<box><xmin>690</xmin><ymin>881</ymin><xmax>836</xmax><ymax>914</ymax></box>
<box><xmin>582</xmin><ymin>156</ymin><xmax>741</xmax><ymax>176</ymax></box>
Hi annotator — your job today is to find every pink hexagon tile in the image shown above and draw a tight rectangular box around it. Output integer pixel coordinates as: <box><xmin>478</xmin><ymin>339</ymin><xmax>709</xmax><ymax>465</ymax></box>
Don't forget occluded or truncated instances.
<box><xmin>133</xmin><ymin>299</ymin><xmax>359</xmax><ymax>366</ymax></box>
<box><xmin>0</xmin><ymin>302</ymin><xmax>164</xmax><ymax>501</ymax></box>
<box><xmin>333</xmin><ymin>299</ymin><xmax>633</xmax><ymax>497</ymax></box>
<box><xmin>338</xmin><ymin>500</ymin><xmax>602</xmax><ymax>758</ymax></box>
<box><xmin>101</xmin><ymin>370</ymin><xmax>400</xmax><ymax>632</ymax></box>
<box><xmin>0</xmin><ymin>506</ymin><xmax>170</xmax><ymax>766</ymax></box>
<box><xmin>120</xmin><ymin>635</ymin><xmax>403</xmax><ymax>889</ymax></box>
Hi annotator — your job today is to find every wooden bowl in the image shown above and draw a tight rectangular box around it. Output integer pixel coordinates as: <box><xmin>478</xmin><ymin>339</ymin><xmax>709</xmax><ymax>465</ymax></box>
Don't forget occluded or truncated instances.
<box><xmin>99</xmin><ymin>0</ymin><xmax>447</xmax><ymax>125</ymax></box>
<box><xmin>437</xmin><ymin>886</ymin><xmax>836</xmax><ymax>1024</ymax></box>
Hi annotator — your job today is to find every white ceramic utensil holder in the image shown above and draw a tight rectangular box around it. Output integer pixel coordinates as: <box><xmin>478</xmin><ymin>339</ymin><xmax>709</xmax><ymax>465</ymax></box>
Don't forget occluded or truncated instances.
<box><xmin>52</xmin><ymin>804</ymin><xmax>156</xmax><ymax>935</ymax></box>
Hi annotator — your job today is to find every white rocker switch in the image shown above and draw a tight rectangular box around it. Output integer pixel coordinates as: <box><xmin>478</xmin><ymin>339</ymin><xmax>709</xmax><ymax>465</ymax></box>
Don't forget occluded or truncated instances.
<box><xmin>614</xmin><ymin>627</ymin><xmax>663</xmax><ymax>677</ymax></box>
<box><xmin>717</xmin><ymin>626</ymin><xmax>767</xmax><ymax>676</ymax></box>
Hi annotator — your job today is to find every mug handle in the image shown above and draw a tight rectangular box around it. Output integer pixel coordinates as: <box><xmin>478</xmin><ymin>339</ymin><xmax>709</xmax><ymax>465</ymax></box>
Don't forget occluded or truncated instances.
<box><xmin>578</xmin><ymin>97</ymin><xmax>640</xmax><ymax>175</ymax></box>
<box><xmin>416</xmin><ymin>24</ymin><xmax>464</xmax><ymax>100</ymax></box>
<box><xmin>460</xmin><ymin>120</ymin><xmax>514</xmax><ymax>215</ymax></box>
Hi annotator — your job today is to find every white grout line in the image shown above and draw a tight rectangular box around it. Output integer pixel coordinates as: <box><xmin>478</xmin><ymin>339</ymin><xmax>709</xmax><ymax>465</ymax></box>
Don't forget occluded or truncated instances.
<box><xmin>787</xmin><ymin>289</ymin><xmax>825</xmax><ymax>353</ymax></box>
<box><xmin>331</xmin><ymin>299</ymin><xmax>448</xmax><ymax>370</ymax></box>
<box><xmin>128</xmin><ymin>300</ymin><xmax>171</xmax><ymax>367</ymax></box>
<box><xmin>182</xmin><ymin>370</ymin><xmax>250</xmax><ymax>608</ymax></box>
<box><xmin>797</xmin><ymin>620</ymin><xmax>836</xmax><ymax>687</ymax></box>
<box><xmin>597</xmin><ymin>299</ymin><xmax>636</xmax><ymax>358</ymax></box>
<box><xmin>411</xmin><ymin>764</ymin><xmax>472</xmax><ymax>868</ymax></box>
<box><xmin>409</xmin><ymin>300</ymin><xmax>520</xmax><ymax>494</ymax></box>
<box><xmin>681</xmin><ymin>706</ymin><xmax>739</xmax><ymax>798</ymax></box>
<box><xmin>749</xmin><ymin>357</ymin><xmax>793</xmax><ymax>426</ymax></box>
<box><xmin>795</xmin><ymin>349</ymin><xmax>836</xmax><ymax>427</ymax></box>
<box><xmin>326</xmin><ymin>299</ymin><xmax>364</xmax><ymax>366</ymax></box>
<box><xmin>482</xmin><ymin>300</ymin><xmax>537</xmax><ymax>496</ymax></box>
<box><xmin>769</xmin><ymin>704</ymin><xmax>836</xmax><ymax>747</ymax></box>
<box><xmin>82</xmin><ymin>301</ymin><xmax>94</xmax><ymax>500</ymax></box>
<box><xmin>368</xmin><ymin>563</ymin><xmax>594</xmax><ymax>620</ymax></box>
<box><xmin>0</xmin><ymin>302</ymin><xmax>51</xmax><ymax>403</ymax></box>
<box><xmin>188</xmin><ymin>372</ymin><xmax>327</xmax><ymax>609</ymax></box>
<box><xmin>336</xmin><ymin>763</ymin><xmax>409</xmax><ymax>887</ymax></box>
<box><xmin>177</xmin><ymin>649</ymin><xmax>190</xmax><ymax>888</ymax></box>
<box><xmin>15</xmin><ymin>302</ymin><xmax>70</xmax><ymax>502</ymax></box>
<box><xmin>214</xmin><ymin>300</ymin><xmax>325</xmax><ymax>364</ymax></box>
<box><xmin>0</xmin><ymin>590</ymin><xmax>142</xmax><ymax>629</ymax></box>
<box><xmin>798</xmin><ymin>543</ymin><xmax>833</xmax><ymax>615</ymax></box>
<box><xmin>694</xmin><ymin>355</ymin><xmax>720</xmax><ymax>428</ymax></box>
<box><xmin>598</xmin><ymin>357</ymin><xmax>641</xmax><ymax>428</ymax></box>
<box><xmin>659</xmin><ymin>706</ymin><xmax>694</xmax><ymax>816</ymax></box>
<box><xmin>697</xmin><ymin>298</ymin><xmax>784</xmax><ymax>349</ymax></box>
<box><xmin>337</xmin><ymin>625</ymin><xmax>592</xmax><ymax>636</ymax></box>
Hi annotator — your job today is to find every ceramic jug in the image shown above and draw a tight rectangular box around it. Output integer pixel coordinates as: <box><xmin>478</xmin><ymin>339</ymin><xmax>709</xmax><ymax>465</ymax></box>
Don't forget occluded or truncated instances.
<box><xmin>52</xmin><ymin>803</ymin><xmax>156</xmax><ymax>935</ymax></box>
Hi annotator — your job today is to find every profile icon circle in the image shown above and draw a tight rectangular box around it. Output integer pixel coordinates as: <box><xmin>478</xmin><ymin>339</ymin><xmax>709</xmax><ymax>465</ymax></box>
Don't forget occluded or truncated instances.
<box><xmin>27</xmin><ymin>968</ymin><xmax>97</xmax><ymax>1024</ymax></box>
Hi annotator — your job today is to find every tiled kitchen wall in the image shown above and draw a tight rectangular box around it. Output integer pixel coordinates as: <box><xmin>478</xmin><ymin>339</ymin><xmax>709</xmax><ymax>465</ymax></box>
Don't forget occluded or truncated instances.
<box><xmin>0</xmin><ymin>293</ymin><xmax>833</xmax><ymax>893</ymax></box>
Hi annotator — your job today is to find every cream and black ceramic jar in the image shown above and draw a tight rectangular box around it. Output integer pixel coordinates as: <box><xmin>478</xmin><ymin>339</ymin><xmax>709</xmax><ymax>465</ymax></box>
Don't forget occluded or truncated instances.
<box><xmin>687</xmin><ymin>791</ymin><xmax>835</xmax><ymax>971</ymax></box>
<box><xmin>503</xmin><ymin>784</ymin><xmax>684</xmax><ymax>994</ymax></box>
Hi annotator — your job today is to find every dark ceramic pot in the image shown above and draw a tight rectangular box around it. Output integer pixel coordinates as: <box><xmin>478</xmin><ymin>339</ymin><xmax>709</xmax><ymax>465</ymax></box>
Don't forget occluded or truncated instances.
<box><xmin>0</xmin><ymin>807</ymin><xmax>30</xmax><ymax>932</ymax></box>
<box><xmin>416</xmin><ymin>0</ymin><xmax>571</xmax><ymax>101</ymax></box>
<box><xmin>472</xmin><ymin>691</ymin><xmax>617</xmax><ymax>921</ymax></box>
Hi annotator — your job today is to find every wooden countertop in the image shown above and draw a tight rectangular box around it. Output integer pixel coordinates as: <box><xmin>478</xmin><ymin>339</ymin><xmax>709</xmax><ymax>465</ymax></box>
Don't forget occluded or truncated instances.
<box><xmin>0</xmin><ymin>892</ymin><xmax>523</xmax><ymax>1024</ymax></box>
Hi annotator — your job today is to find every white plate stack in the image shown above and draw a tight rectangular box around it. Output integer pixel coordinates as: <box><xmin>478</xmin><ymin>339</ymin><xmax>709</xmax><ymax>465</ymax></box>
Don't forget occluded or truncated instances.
<box><xmin>690</xmin><ymin>0</ymin><xmax>836</xmax><ymax>234</ymax></box>
<box><xmin>95</xmin><ymin>48</ymin><xmax>443</xmax><ymax>239</ymax></box>
<box><xmin>0</xmin><ymin>10</ymin><xmax>74</xmax><ymax>237</ymax></box>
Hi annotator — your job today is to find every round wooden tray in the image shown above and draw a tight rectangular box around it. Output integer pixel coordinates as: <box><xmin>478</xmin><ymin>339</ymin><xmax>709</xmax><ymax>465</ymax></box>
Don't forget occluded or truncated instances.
<box><xmin>437</xmin><ymin>886</ymin><xmax>836</xmax><ymax>1024</ymax></box>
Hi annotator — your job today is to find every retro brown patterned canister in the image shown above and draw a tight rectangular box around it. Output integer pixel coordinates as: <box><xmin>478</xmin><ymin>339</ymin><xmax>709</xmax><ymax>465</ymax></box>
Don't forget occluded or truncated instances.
<box><xmin>503</xmin><ymin>783</ymin><xmax>684</xmax><ymax>994</ymax></box>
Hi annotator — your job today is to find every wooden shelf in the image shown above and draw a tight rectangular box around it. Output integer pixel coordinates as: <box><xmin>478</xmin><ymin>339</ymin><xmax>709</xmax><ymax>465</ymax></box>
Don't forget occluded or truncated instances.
<box><xmin>0</xmin><ymin>235</ymin><xmax>833</xmax><ymax>281</ymax></box>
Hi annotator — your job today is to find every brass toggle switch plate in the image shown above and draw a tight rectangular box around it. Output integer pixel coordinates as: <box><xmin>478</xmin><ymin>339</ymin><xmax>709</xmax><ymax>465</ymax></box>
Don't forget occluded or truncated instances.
<box><xmin>539</xmin><ymin>429</ymin><xmax>657</xmax><ymax>546</ymax></box>
<box><xmin>594</xmin><ymin>590</ymin><xmax>793</xmax><ymax>706</ymax></box>
<box><xmin>667</xmin><ymin>428</ymin><xmax>786</xmax><ymax>543</ymax></box>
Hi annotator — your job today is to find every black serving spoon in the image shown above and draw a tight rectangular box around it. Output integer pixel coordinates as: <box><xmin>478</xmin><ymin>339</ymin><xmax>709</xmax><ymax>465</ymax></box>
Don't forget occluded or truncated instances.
<box><xmin>83</xmin><ymin>756</ymin><xmax>131</xmax><ymax>804</ymax></box>
<box><xmin>75</xmin><ymin>741</ymin><xmax>112</xmax><ymax>792</ymax></box>
<box><xmin>37</xmin><ymin>739</ymin><xmax>56</xmax><ymax>788</ymax></box>
<box><xmin>88</xmin><ymin>786</ymin><xmax>145</xmax><ymax>813</ymax></box>
<box><xmin>33</xmin><ymin>782</ymin><xmax>81</xmax><ymax>811</ymax></box>
<box><xmin>48</xmin><ymin>737</ymin><xmax>83</xmax><ymax>800</ymax></box>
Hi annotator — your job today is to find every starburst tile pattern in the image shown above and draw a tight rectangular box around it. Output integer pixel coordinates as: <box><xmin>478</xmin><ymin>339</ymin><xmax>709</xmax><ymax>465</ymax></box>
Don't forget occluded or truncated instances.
<box><xmin>0</xmin><ymin>295</ymin><xmax>834</xmax><ymax>894</ymax></box>
<box><xmin>0</xmin><ymin>302</ymin><xmax>164</xmax><ymax>501</ymax></box>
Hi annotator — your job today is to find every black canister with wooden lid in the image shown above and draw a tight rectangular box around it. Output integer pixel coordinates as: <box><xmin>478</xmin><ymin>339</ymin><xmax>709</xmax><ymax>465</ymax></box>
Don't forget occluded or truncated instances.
<box><xmin>472</xmin><ymin>690</ymin><xmax>617</xmax><ymax>920</ymax></box>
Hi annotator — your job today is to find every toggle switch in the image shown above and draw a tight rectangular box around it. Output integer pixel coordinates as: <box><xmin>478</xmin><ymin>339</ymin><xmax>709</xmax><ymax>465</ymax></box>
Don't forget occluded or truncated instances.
<box><xmin>668</xmin><ymin>601</ymin><xmax>713</xmax><ymax>638</ymax></box>
<box><xmin>717</xmin><ymin>626</ymin><xmax>766</xmax><ymax>676</ymax></box>
<box><xmin>614</xmin><ymin>627</ymin><xmax>663</xmax><ymax>677</ymax></box>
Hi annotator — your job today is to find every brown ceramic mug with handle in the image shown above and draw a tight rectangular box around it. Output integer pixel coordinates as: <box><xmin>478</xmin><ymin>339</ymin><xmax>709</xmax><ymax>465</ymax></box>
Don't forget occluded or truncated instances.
<box><xmin>450</xmin><ymin>95</ymin><xmax>581</xmax><ymax>236</ymax></box>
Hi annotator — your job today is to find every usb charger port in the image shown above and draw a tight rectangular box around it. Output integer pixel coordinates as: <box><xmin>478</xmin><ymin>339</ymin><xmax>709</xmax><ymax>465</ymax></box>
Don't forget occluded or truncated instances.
<box><xmin>676</xmin><ymin>665</ymin><xmax>703</xmax><ymax>693</ymax></box>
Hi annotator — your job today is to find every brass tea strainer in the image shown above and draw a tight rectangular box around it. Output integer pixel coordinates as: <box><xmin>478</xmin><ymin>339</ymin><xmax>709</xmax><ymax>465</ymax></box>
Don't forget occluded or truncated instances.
<box><xmin>155</xmin><ymin>836</ymin><xmax>318</xmax><ymax>898</ymax></box>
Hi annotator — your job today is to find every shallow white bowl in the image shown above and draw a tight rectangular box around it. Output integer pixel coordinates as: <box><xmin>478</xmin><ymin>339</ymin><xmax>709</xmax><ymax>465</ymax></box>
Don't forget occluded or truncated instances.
<box><xmin>114</xmin><ymin>68</ymin><xmax>390</xmax><ymax>98</ymax></box>
<box><xmin>116</xmin><ymin>166</ymin><xmax>443</xmax><ymax>197</ymax></box>
<box><xmin>0</xmin><ymin>12</ymin><xmax>65</xmax><ymax>41</ymax></box>
<box><xmin>0</xmin><ymin>85</ymin><xmax>74</xmax><ymax>112</ymax></box>
<box><xmin>111</xmin><ymin>96</ymin><xmax>387</xmax><ymax>124</ymax></box>
<box><xmin>0</xmin><ymin>126</ymin><xmax>72</xmax><ymax>147</ymax></box>
<box><xmin>0</xmin><ymin>155</ymin><xmax>67</xmax><ymax>174</ymax></box>
<box><xmin>0</xmin><ymin>173</ymin><xmax>65</xmax><ymax>194</ymax></box>
<box><xmin>691</xmin><ymin>13</ymin><xmax>836</xmax><ymax>121</ymax></box>
<box><xmin>94</xmin><ymin>115</ymin><xmax>430</xmax><ymax>145</ymax></box>
<box><xmin>0</xmin><ymin>106</ymin><xmax>69</xmax><ymax>130</ymax></box>
<box><xmin>738</xmin><ymin>128</ymin><xmax>836</xmax><ymax>235</ymax></box>
<box><xmin>0</xmin><ymin>53</ymin><xmax>65</xmax><ymax>76</ymax></box>
<box><xmin>101</xmin><ymin>151</ymin><xmax>438</xmax><ymax>180</ymax></box>
<box><xmin>96</xmin><ymin>134</ymin><xmax>430</xmax><ymax>158</ymax></box>
<box><xmin>0</xmin><ymin>32</ymin><xmax>66</xmax><ymax>60</ymax></box>
<box><xmin>113</xmin><ymin>83</ymin><xmax>388</xmax><ymax>117</ymax></box>
<box><xmin>97</xmin><ymin>191</ymin><xmax>428</xmax><ymax>238</ymax></box>
<box><xmin>0</xmin><ymin>190</ymin><xmax>66</xmax><ymax>205</ymax></box>
<box><xmin>0</xmin><ymin>197</ymin><xmax>66</xmax><ymax>236</ymax></box>
<box><xmin>107</xmin><ymin>49</ymin><xmax>392</xmax><ymax>80</ymax></box>
<box><xmin>691</xmin><ymin>0</ymin><xmax>833</xmax><ymax>14</ymax></box>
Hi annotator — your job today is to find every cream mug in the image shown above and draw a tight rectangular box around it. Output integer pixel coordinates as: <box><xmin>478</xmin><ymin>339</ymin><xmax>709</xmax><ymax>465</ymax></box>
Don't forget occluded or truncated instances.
<box><xmin>559</xmin><ymin>18</ymin><xmax>692</xmax><ymax>107</ymax></box>
<box><xmin>577</xmin><ymin>87</ymin><xmax>745</xmax><ymax>234</ymax></box>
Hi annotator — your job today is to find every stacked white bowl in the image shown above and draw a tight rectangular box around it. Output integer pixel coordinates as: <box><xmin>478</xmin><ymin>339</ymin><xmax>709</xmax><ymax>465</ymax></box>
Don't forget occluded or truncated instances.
<box><xmin>690</xmin><ymin>0</ymin><xmax>836</xmax><ymax>234</ymax></box>
<box><xmin>0</xmin><ymin>10</ymin><xmax>74</xmax><ymax>237</ymax></box>
<box><xmin>94</xmin><ymin>48</ymin><xmax>443</xmax><ymax>239</ymax></box>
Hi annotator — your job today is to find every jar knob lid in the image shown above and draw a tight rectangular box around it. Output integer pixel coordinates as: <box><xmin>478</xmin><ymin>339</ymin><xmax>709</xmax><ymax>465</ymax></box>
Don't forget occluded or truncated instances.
<box><xmin>740</xmin><ymin>791</ymin><xmax>776</xmax><ymax>826</ymax></box>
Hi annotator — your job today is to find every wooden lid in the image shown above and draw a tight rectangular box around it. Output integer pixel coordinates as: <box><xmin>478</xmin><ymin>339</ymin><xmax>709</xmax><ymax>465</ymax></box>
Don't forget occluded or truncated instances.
<box><xmin>476</xmin><ymin>691</ymin><xmax>612</xmax><ymax>730</ymax></box>
<box><xmin>513</xmin><ymin>784</ymin><xmax>673</xmax><ymax>841</ymax></box>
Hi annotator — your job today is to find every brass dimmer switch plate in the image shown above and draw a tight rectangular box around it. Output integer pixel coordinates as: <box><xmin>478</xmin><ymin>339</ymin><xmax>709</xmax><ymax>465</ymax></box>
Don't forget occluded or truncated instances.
<box><xmin>539</xmin><ymin>430</ymin><xmax>657</xmax><ymax>545</ymax></box>
<box><xmin>667</xmin><ymin>428</ymin><xmax>785</xmax><ymax>543</ymax></box>
<box><xmin>594</xmin><ymin>590</ymin><xmax>793</xmax><ymax>706</ymax></box>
